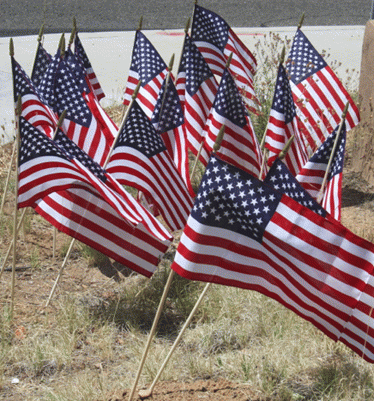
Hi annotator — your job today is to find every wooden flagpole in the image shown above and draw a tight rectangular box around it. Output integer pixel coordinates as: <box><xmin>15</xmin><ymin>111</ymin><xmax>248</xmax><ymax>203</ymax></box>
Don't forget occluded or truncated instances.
<box><xmin>10</xmin><ymin>94</ymin><xmax>21</xmax><ymax>317</ymax></box>
<box><xmin>135</xmin><ymin>126</ymin><xmax>226</xmax><ymax>400</ymax></box>
<box><xmin>46</xmin><ymin>83</ymin><xmax>142</xmax><ymax>307</ymax></box>
<box><xmin>0</xmin><ymin>141</ymin><xmax>17</xmax><ymax>218</ymax></box>
<box><xmin>316</xmin><ymin>102</ymin><xmax>349</xmax><ymax>204</ymax></box>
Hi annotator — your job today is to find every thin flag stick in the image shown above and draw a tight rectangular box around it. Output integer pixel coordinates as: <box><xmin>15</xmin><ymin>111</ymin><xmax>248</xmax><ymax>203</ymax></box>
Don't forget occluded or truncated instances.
<box><xmin>127</xmin><ymin>268</ymin><xmax>176</xmax><ymax>401</ymax></box>
<box><xmin>136</xmin><ymin>126</ymin><xmax>226</xmax><ymax>400</ymax></box>
<box><xmin>0</xmin><ymin>141</ymin><xmax>17</xmax><ymax>218</ymax></box>
<box><xmin>138</xmin><ymin>282</ymin><xmax>211</xmax><ymax>399</ymax></box>
<box><xmin>316</xmin><ymin>102</ymin><xmax>348</xmax><ymax>204</ymax></box>
<box><xmin>0</xmin><ymin>208</ymin><xmax>27</xmax><ymax>282</ymax></box>
<box><xmin>11</xmin><ymin>95</ymin><xmax>21</xmax><ymax>317</ymax></box>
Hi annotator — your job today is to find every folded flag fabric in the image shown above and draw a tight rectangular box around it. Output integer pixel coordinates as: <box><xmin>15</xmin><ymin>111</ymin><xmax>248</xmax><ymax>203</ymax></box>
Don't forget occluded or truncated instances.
<box><xmin>172</xmin><ymin>153</ymin><xmax>374</xmax><ymax>363</ymax></box>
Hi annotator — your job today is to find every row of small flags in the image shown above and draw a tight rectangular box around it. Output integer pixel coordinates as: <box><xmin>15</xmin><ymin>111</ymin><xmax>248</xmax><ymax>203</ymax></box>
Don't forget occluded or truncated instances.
<box><xmin>9</xmin><ymin>2</ymin><xmax>374</xmax><ymax>363</ymax></box>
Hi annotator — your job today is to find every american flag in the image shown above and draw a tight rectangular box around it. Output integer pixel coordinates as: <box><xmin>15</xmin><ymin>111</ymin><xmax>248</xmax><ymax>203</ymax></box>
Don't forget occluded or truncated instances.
<box><xmin>17</xmin><ymin>117</ymin><xmax>171</xmax><ymax>243</ymax></box>
<box><xmin>123</xmin><ymin>30</ymin><xmax>169</xmax><ymax>119</ymax></box>
<box><xmin>190</xmin><ymin>4</ymin><xmax>260</xmax><ymax>114</ymax></box>
<box><xmin>34</xmin><ymin>188</ymin><xmax>169</xmax><ymax>278</ymax></box>
<box><xmin>296</xmin><ymin>122</ymin><xmax>346</xmax><ymax>221</ymax></box>
<box><xmin>74</xmin><ymin>33</ymin><xmax>105</xmax><ymax>101</ymax></box>
<box><xmin>54</xmin><ymin>129</ymin><xmax>171</xmax><ymax>241</ymax></box>
<box><xmin>171</xmin><ymin>153</ymin><xmax>374</xmax><ymax>363</ymax></box>
<box><xmin>151</xmin><ymin>76</ymin><xmax>195</xmax><ymax>197</ymax></box>
<box><xmin>31</xmin><ymin>41</ymin><xmax>52</xmax><ymax>88</ymax></box>
<box><xmin>105</xmin><ymin>101</ymin><xmax>194</xmax><ymax>232</ymax></box>
<box><xmin>64</xmin><ymin>48</ymin><xmax>118</xmax><ymax>145</ymax></box>
<box><xmin>202</xmin><ymin>68</ymin><xmax>264</xmax><ymax>178</ymax></box>
<box><xmin>264</xmin><ymin>64</ymin><xmax>309</xmax><ymax>176</ymax></box>
<box><xmin>38</xmin><ymin>50</ymin><xmax>114</xmax><ymax>166</ymax></box>
<box><xmin>12</xmin><ymin>56</ymin><xmax>57</xmax><ymax>138</ymax></box>
<box><xmin>176</xmin><ymin>34</ymin><xmax>218</xmax><ymax>158</ymax></box>
<box><xmin>264</xmin><ymin>158</ymin><xmax>327</xmax><ymax>217</ymax></box>
<box><xmin>286</xmin><ymin>28</ymin><xmax>359</xmax><ymax>150</ymax></box>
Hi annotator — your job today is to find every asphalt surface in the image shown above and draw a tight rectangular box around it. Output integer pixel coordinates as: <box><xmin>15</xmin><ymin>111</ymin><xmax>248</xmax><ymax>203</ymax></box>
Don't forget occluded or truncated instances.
<box><xmin>1</xmin><ymin>0</ymin><xmax>372</xmax><ymax>37</ymax></box>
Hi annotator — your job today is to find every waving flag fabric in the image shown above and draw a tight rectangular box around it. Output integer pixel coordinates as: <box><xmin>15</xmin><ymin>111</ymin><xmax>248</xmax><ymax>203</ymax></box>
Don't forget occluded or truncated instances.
<box><xmin>12</xmin><ymin>57</ymin><xmax>57</xmax><ymax>138</ymax></box>
<box><xmin>35</xmin><ymin>189</ymin><xmax>169</xmax><ymax>278</ymax></box>
<box><xmin>31</xmin><ymin>42</ymin><xmax>52</xmax><ymax>88</ymax></box>
<box><xmin>171</xmin><ymin>153</ymin><xmax>374</xmax><ymax>363</ymax></box>
<box><xmin>202</xmin><ymin>68</ymin><xmax>264</xmax><ymax>178</ymax></box>
<box><xmin>123</xmin><ymin>30</ymin><xmax>169</xmax><ymax>118</ymax></box>
<box><xmin>74</xmin><ymin>33</ymin><xmax>105</xmax><ymax>101</ymax></box>
<box><xmin>190</xmin><ymin>4</ymin><xmax>259</xmax><ymax>113</ymax></box>
<box><xmin>176</xmin><ymin>34</ymin><xmax>218</xmax><ymax>157</ymax></box>
<box><xmin>151</xmin><ymin>77</ymin><xmax>194</xmax><ymax>197</ymax></box>
<box><xmin>53</xmin><ymin>129</ymin><xmax>171</xmax><ymax>241</ymax></box>
<box><xmin>286</xmin><ymin>28</ymin><xmax>359</xmax><ymax>150</ymax></box>
<box><xmin>18</xmin><ymin>117</ymin><xmax>171</xmax><ymax>241</ymax></box>
<box><xmin>264</xmin><ymin>64</ymin><xmax>309</xmax><ymax>176</ymax></box>
<box><xmin>296</xmin><ymin>122</ymin><xmax>346</xmax><ymax>221</ymax></box>
<box><xmin>38</xmin><ymin>51</ymin><xmax>114</xmax><ymax>166</ymax></box>
<box><xmin>106</xmin><ymin>101</ymin><xmax>194</xmax><ymax>232</ymax></box>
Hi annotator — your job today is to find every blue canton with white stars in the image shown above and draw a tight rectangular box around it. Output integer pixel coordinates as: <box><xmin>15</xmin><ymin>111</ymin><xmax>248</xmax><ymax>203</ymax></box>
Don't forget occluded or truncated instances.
<box><xmin>65</xmin><ymin>49</ymin><xmax>91</xmax><ymax>94</ymax></box>
<box><xmin>183</xmin><ymin>35</ymin><xmax>214</xmax><ymax>96</ymax></box>
<box><xmin>12</xmin><ymin>58</ymin><xmax>40</xmax><ymax>102</ymax></box>
<box><xmin>264</xmin><ymin>159</ymin><xmax>326</xmax><ymax>216</ymax></box>
<box><xmin>286</xmin><ymin>29</ymin><xmax>327</xmax><ymax>85</ymax></box>
<box><xmin>192</xmin><ymin>154</ymin><xmax>282</xmax><ymax>243</ymax></box>
<box><xmin>308</xmin><ymin>123</ymin><xmax>346</xmax><ymax>181</ymax></box>
<box><xmin>38</xmin><ymin>51</ymin><xmax>92</xmax><ymax>126</ymax></box>
<box><xmin>214</xmin><ymin>69</ymin><xmax>247</xmax><ymax>127</ymax></box>
<box><xmin>131</xmin><ymin>31</ymin><xmax>166</xmax><ymax>86</ymax></box>
<box><xmin>54</xmin><ymin>130</ymin><xmax>107</xmax><ymax>182</ymax></box>
<box><xmin>272</xmin><ymin>65</ymin><xmax>296</xmax><ymax>124</ymax></box>
<box><xmin>151</xmin><ymin>78</ymin><xmax>184</xmax><ymax>133</ymax></box>
<box><xmin>31</xmin><ymin>43</ymin><xmax>52</xmax><ymax>88</ymax></box>
<box><xmin>117</xmin><ymin>101</ymin><xmax>167</xmax><ymax>158</ymax></box>
<box><xmin>74</xmin><ymin>34</ymin><xmax>92</xmax><ymax>70</ymax></box>
<box><xmin>18</xmin><ymin>117</ymin><xmax>71</xmax><ymax>166</ymax></box>
<box><xmin>191</xmin><ymin>5</ymin><xmax>229</xmax><ymax>52</ymax></box>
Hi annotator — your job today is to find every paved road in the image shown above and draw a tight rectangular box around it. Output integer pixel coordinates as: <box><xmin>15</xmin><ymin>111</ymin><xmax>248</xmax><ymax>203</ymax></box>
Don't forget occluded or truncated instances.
<box><xmin>1</xmin><ymin>0</ymin><xmax>372</xmax><ymax>37</ymax></box>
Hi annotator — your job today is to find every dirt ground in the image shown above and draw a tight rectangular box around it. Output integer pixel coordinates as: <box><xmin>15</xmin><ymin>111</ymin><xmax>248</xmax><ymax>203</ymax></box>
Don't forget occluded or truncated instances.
<box><xmin>0</xmin><ymin>131</ymin><xmax>373</xmax><ymax>400</ymax></box>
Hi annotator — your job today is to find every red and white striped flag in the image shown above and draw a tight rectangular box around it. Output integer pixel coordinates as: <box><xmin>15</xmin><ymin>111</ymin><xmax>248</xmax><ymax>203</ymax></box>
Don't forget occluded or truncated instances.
<box><xmin>18</xmin><ymin>117</ymin><xmax>172</xmax><ymax>242</ymax></box>
<box><xmin>38</xmin><ymin>51</ymin><xmax>114</xmax><ymax>166</ymax></box>
<box><xmin>190</xmin><ymin>4</ymin><xmax>260</xmax><ymax>114</ymax></box>
<box><xmin>296</xmin><ymin>122</ymin><xmax>346</xmax><ymax>221</ymax></box>
<box><xmin>151</xmin><ymin>76</ymin><xmax>195</xmax><ymax>197</ymax></box>
<box><xmin>202</xmin><ymin>68</ymin><xmax>264</xmax><ymax>178</ymax></box>
<box><xmin>264</xmin><ymin>64</ymin><xmax>309</xmax><ymax>176</ymax></box>
<box><xmin>175</xmin><ymin>34</ymin><xmax>218</xmax><ymax>157</ymax></box>
<box><xmin>74</xmin><ymin>33</ymin><xmax>105</xmax><ymax>101</ymax></box>
<box><xmin>123</xmin><ymin>30</ymin><xmax>169</xmax><ymax>119</ymax></box>
<box><xmin>286</xmin><ymin>28</ymin><xmax>359</xmax><ymax>150</ymax></box>
<box><xmin>106</xmin><ymin>101</ymin><xmax>194</xmax><ymax>232</ymax></box>
<box><xmin>35</xmin><ymin>189</ymin><xmax>169</xmax><ymax>278</ymax></box>
<box><xmin>172</xmin><ymin>154</ymin><xmax>374</xmax><ymax>363</ymax></box>
<box><xmin>12</xmin><ymin>56</ymin><xmax>57</xmax><ymax>138</ymax></box>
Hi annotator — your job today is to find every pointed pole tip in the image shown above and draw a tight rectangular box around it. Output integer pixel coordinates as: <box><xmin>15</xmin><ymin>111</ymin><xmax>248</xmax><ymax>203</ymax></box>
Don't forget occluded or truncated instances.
<box><xmin>298</xmin><ymin>12</ymin><xmax>305</xmax><ymax>29</ymax></box>
<box><xmin>185</xmin><ymin>17</ymin><xmax>191</xmax><ymax>34</ymax></box>
<box><xmin>132</xmin><ymin>80</ymin><xmax>142</xmax><ymax>100</ymax></box>
<box><xmin>213</xmin><ymin>125</ymin><xmax>225</xmax><ymax>153</ymax></box>
<box><xmin>225</xmin><ymin>52</ymin><xmax>233</xmax><ymax>68</ymax></box>
<box><xmin>137</xmin><ymin>16</ymin><xmax>143</xmax><ymax>31</ymax></box>
<box><xmin>9</xmin><ymin>38</ymin><xmax>14</xmax><ymax>57</ymax></box>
